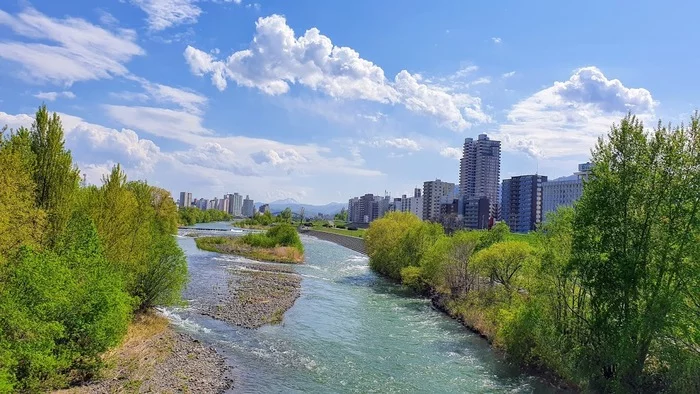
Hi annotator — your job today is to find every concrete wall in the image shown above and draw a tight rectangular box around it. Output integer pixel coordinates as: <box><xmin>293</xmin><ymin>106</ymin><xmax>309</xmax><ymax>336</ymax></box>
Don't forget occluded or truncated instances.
<box><xmin>301</xmin><ymin>229</ymin><xmax>366</xmax><ymax>255</ymax></box>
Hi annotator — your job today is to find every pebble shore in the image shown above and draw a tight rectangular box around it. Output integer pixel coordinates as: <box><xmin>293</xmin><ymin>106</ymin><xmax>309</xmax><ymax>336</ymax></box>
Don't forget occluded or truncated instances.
<box><xmin>201</xmin><ymin>261</ymin><xmax>302</xmax><ymax>328</ymax></box>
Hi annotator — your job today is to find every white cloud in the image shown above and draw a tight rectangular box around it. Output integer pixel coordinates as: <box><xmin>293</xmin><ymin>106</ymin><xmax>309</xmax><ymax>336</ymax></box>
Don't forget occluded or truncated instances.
<box><xmin>34</xmin><ymin>91</ymin><xmax>76</xmax><ymax>101</ymax></box>
<box><xmin>141</xmin><ymin>81</ymin><xmax>207</xmax><ymax>114</ymax></box>
<box><xmin>495</xmin><ymin>66</ymin><xmax>656</xmax><ymax>158</ymax></box>
<box><xmin>502</xmin><ymin>71</ymin><xmax>516</xmax><ymax>79</ymax></box>
<box><xmin>470</xmin><ymin>77</ymin><xmax>491</xmax><ymax>86</ymax></box>
<box><xmin>104</xmin><ymin>105</ymin><xmax>212</xmax><ymax>140</ymax></box>
<box><xmin>184</xmin><ymin>15</ymin><xmax>489</xmax><ymax>131</ymax></box>
<box><xmin>491</xmin><ymin>37</ymin><xmax>502</xmax><ymax>44</ymax></box>
<box><xmin>130</xmin><ymin>0</ymin><xmax>201</xmax><ymax>31</ymax></box>
<box><xmin>0</xmin><ymin>8</ymin><xmax>144</xmax><ymax>85</ymax></box>
<box><xmin>383</xmin><ymin>138</ymin><xmax>421</xmax><ymax>151</ymax></box>
<box><xmin>440</xmin><ymin>147</ymin><xmax>462</xmax><ymax>160</ymax></box>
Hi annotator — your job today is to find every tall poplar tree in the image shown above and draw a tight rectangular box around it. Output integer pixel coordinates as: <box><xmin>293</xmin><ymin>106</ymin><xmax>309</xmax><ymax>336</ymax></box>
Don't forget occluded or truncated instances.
<box><xmin>29</xmin><ymin>105</ymin><xmax>80</xmax><ymax>244</ymax></box>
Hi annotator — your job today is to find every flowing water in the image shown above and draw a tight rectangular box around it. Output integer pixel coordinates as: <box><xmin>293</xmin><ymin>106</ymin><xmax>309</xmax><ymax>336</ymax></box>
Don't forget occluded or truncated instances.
<box><xmin>169</xmin><ymin>222</ymin><xmax>555</xmax><ymax>393</ymax></box>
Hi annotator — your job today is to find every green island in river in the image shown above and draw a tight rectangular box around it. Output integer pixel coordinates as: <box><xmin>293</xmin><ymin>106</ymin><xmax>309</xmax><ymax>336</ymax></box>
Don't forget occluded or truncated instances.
<box><xmin>194</xmin><ymin>223</ymin><xmax>304</xmax><ymax>264</ymax></box>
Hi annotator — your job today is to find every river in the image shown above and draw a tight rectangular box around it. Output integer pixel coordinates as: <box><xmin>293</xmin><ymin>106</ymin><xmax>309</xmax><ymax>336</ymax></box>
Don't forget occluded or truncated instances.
<box><xmin>168</xmin><ymin>222</ymin><xmax>555</xmax><ymax>393</ymax></box>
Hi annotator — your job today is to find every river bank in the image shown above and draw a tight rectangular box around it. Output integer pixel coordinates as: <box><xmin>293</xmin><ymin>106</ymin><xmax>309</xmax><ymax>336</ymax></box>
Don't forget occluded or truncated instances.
<box><xmin>55</xmin><ymin>312</ymin><xmax>233</xmax><ymax>394</ymax></box>
<box><xmin>301</xmin><ymin>229</ymin><xmax>366</xmax><ymax>254</ymax></box>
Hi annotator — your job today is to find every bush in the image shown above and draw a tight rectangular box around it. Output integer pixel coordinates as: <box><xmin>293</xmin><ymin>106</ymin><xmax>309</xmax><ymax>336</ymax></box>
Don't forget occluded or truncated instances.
<box><xmin>241</xmin><ymin>224</ymin><xmax>304</xmax><ymax>252</ymax></box>
<box><xmin>347</xmin><ymin>226</ymin><xmax>358</xmax><ymax>231</ymax></box>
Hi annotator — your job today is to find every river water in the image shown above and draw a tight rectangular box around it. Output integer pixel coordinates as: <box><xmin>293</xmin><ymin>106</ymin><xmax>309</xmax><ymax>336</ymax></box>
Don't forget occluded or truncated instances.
<box><xmin>169</xmin><ymin>222</ymin><xmax>555</xmax><ymax>393</ymax></box>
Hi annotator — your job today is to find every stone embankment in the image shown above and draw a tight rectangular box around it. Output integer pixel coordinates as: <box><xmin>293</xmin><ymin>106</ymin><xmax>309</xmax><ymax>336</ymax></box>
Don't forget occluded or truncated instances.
<box><xmin>301</xmin><ymin>229</ymin><xmax>366</xmax><ymax>254</ymax></box>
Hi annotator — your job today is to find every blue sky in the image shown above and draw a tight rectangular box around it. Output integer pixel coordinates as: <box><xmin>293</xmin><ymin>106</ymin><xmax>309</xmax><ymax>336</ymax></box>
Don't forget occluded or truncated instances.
<box><xmin>1</xmin><ymin>0</ymin><xmax>699</xmax><ymax>204</ymax></box>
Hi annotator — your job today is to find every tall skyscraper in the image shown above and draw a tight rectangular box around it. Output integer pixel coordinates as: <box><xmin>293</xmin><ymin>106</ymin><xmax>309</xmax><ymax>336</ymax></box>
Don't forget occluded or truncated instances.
<box><xmin>501</xmin><ymin>175</ymin><xmax>547</xmax><ymax>233</ymax></box>
<box><xmin>422</xmin><ymin>179</ymin><xmax>457</xmax><ymax>221</ymax></box>
<box><xmin>227</xmin><ymin>193</ymin><xmax>243</xmax><ymax>217</ymax></box>
<box><xmin>459</xmin><ymin>134</ymin><xmax>501</xmax><ymax>227</ymax></box>
<box><xmin>178</xmin><ymin>192</ymin><xmax>192</xmax><ymax>209</ymax></box>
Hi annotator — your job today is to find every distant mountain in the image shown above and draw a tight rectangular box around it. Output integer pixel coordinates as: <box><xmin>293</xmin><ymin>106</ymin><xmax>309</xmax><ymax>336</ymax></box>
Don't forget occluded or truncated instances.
<box><xmin>256</xmin><ymin>200</ymin><xmax>346</xmax><ymax>217</ymax></box>
<box><xmin>551</xmin><ymin>174</ymin><xmax>578</xmax><ymax>181</ymax></box>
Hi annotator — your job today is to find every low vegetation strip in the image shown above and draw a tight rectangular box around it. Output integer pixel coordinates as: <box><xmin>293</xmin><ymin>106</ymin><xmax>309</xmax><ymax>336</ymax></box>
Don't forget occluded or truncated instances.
<box><xmin>195</xmin><ymin>224</ymin><xmax>304</xmax><ymax>264</ymax></box>
<box><xmin>311</xmin><ymin>226</ymin><xmax>365</xmax><ymax>238</ymax></box>
<box><xmin>200</xmin><ymin>262</ymin><xmax>301</xmax><ymax>328</ymax></box>
<box><xmin>55</xmin><ymin>312</ymin><xmax>232</xmax><ymax>394</ymax></box>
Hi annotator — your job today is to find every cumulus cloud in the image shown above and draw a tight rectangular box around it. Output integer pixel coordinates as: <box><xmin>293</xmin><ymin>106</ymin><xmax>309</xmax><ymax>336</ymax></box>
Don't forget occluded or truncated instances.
<box><xmin>502</xmin><ymin>71</ymin><xmax>516</xmax><ymax>79</ymax></box>
<box><xmin>470</xmin><ymin>77</ymin><xmax>491</xmax><ymax>86</ymax></box>
<box><xmin>184</xmin><ymin>15</ymin><xmax>489</xmax><ymax>130</ymax></box>
<box><xmin>34</xmin><ymin>91</ymin><xmax>76</xmax><ymax>101</ymax></box>
<box><xmin>383</xmin><ymin>138</ymin><xmax>421</xmax><ymax>151</ymax></box>
<box><xmin>0</xmin><ymin>8</ymin><xmax>143</xmax><ymax>85</ymax></box>
<box><xmin>440</xmin><ymin>147</ymin><xmax>462</xmax><ymax>160</ymax></box>
<box><xmin>130</xmin><ymin>0</ymin><xmax>201</xmax><ymax>31</ymax></box>
<box><xmin>495</xmin><ymin>66</ymin><xmax>656</xmax><ymax>158</ymax></box>
<box><xmin>491</xmin><ymin>37</ymin><xmax>502</xmax><ymax>44</ymax></box>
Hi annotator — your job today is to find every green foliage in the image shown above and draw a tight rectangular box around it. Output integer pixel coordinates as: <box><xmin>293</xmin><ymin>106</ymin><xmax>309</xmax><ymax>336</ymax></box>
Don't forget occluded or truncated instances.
<box><xmin>0</xmin><ymin>214</ymin><xmax>132</xmax><ymax>391</ymax></box>
<box><xmin>0</xmin><ymin>106</ymin><xmax>188</xmax><ymax>390</ymax></box>
<box><xmin>240</xmin><ymin>210</ymin><xmax>274</xmax><ymax>227</ymax></box>
<box><xmin>179</xmin><ymin>206</ymin><xmax>232</xmax><ymax>226</ymax></box>
<box><xmin>571</xmin><ymin>114</ymin><xmax>700</xmax><ymax>391</ymax></box>
<box><xmin>241</xmin><ymin>224</ymin><xmax>304</xmax><ymax>252</ymax></box>
<box><xmin>29</xmin><ymin>105</ymin><xmax>80</xmax><ymax>244</ymax></box>
<box><xmin>334</xmin><ymin>208</ymin><xmax>348</xmax><ymax>221</ymax></box>
<box><xmin>277</xmin><ymin>207</ymin><xmax>293</xmax><ymax>223</ymax></box>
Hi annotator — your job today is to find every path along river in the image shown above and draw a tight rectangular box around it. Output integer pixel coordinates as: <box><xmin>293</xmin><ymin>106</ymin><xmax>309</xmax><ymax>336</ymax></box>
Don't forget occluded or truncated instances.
<box><xmin>167</xmin><ymin>222</ymin><xmax>556</xmax><ymax>393</ymax></box>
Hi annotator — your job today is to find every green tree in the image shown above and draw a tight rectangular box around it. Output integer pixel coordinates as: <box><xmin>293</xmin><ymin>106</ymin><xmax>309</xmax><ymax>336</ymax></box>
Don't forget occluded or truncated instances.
<box><xmin>278</xmin><ymin>207</ymin><xmax>293</xmax><ymax>223</ymax></box>
<box><xmin>571</xmin><ymin>114</ymin><xmax>700</xmax><ymax>391</ymax></box>
<box><xmin>0</xmin><ymin>129</ymin><xmax>46</xmax><ymax>258</ymax></box>
<box><xmin>472</xmin><ymin>241</ymin><xmax>533</xmax><ymax>293</ymax></box>
<box><xmin>29</xmin><ymin>105</ymin><xmax>80</xmax><ymax>244</ymax></box>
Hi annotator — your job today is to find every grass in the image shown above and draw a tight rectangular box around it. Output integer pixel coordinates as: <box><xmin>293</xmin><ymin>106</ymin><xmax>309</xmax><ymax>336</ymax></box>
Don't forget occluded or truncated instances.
<box><xmin>195</xmin><ymin>236</ymin><xmax>304</xmax><ymax>263</ymax></box>
<box><xmin>311</xmin><ymin>226</ymin><xmax>366</xmax><ymax>238</ymax></box>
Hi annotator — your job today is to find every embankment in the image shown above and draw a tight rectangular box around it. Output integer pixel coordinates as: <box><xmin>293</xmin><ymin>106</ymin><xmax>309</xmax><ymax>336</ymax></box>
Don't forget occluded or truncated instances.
<box><xmin>301</xmin><ymin>229</ymin><xmax>366</xmax><ymax>254</ymax></box>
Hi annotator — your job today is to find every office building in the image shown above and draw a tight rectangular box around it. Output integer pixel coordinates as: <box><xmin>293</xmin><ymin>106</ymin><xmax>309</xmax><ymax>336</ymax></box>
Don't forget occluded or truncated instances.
<box><xmin>259</xmin><ymin>204</ymin><xmax>270</xmax><ymax>214</ymax></box>
<box><xmin>423</xmin><ymin>179</ymin><xmax>457</xmax><ymax>221</ymax></box>
<box><xmin>463</xmin><ymin>196</ymin><xmax>491</xmax><ymax>229</ymax></box>
<box><xmin>242</xmin><ymin>195</ymin><xmax>255</xmax><ymax>218</ymax></box>
<box><xmin>227</xmin><ymin>193</ymin><xmax>243</xmax><ymax>217</ymax></box>
<box><xmin>217</xmin><ymin>197</ymin><xmax>229</xmax><ymax>213</ymax></box>
<box><xmin>542</xmin><ymin>162</ymin><xmax>592</xmax><ymax>220</ymax></box>
<box><xmin>459</xmin><ymin>134</ymin><xmax>501</xmax><ymax>222</ymax></box>
<box><xmin>197</xmin><ymin>198</ymin><xmax>208</xmax><ymax>210</ymax></box>
<box><xmin>348</xmin><ymin>193</ymin><xmax>391</xmax><ymax>224</ymax></box>
<box><xmin>178</xmin><ymin>192</ymin><xmax>192</xmax><ymax>209</ymax></box>
<box><xmin>501</xmin><ymin>175</ymin><xmax>547</xmax><ymax>233</ymax></box>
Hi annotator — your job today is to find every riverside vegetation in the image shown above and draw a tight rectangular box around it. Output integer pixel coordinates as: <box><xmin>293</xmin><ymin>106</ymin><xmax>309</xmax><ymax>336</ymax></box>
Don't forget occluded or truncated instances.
<box><xmin>179</xmin><ymin>206</ymin><xmax>232</xmax><ymax>226</ymax></box>
<box><xmin>0</xmin><ymin>107</ymin><xmax>193</xmax><ymax>392</ymax></box>
<box><xmin>366</xmin><ymin>114</ymin><xmax>699</xmax><ymax>393</ymax></box>
<box><xmin>195</xmin><ymin>224</ymin><xmax>305</xmax><ymax>263</ymax></box>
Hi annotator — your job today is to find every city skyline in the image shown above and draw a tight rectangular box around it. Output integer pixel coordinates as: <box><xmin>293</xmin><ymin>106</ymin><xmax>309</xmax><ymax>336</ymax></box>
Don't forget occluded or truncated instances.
<box><xmin>2</xmin><ymin>1</ymin><xmax>698</xmax><ymax>204</ymax></box>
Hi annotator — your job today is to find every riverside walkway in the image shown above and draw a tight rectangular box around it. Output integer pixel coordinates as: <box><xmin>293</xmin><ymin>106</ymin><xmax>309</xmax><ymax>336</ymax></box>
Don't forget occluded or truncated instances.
<box><xmin>300</xmin><ymin>229</ymin><xmax>366</xmax><ymax>255</ymax></box>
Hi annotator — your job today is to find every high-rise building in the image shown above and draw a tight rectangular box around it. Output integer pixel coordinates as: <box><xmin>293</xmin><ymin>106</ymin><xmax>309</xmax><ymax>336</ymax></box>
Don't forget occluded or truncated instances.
<box><xmin>198</xmin><ymin>198</ymin><xmax>208</xmax><ymax>210</ymax></box>
<box><xmin>226</xmin><ymin>193</ymin><xmax>243</xmax><ymax>217</ymax></box>
<box><xmin>459</xmin><ymin>134</ymin><xmax>501</xmax><ymax>221</ymax></box>
<box><xmin>423</xmin><ymin>179</ymin><xmax>457</xmax><ymax>221</ymax></box>
<box><xmin>542</xmin><ymin>162</ymin><xmax>592</xmax><ymax>220</ymax></box>
<box><xmin>348</xmin><ymin>193</ymin><xmax>391</xmax><ymax>223</ymax></box>
<box><xmin>501</xmin><ymin>175</ymin><xmax>548</xmax><ymax>233</ymax></box>
<box><xmin>218</xmin><ymin>197</ymin><xmax>229</xmax><ymax>213</ymax></box>
<box><xmin>259</xmin><ymin>204</ymin><xmax>270</xmax><ymax>214</ymax></box>
<box><xmin>463</xmin><ymin>197</ymin><xmax>491</xmax><ymax>229</ymax></box>
<box><xmin>178</xmin><ymin>192</ymin><xmax>192</xmax><ymax>209</ymax></box>
<box><xmin>242</xmin><ymin>195</ymin><xmax>255</xmax><ymax>218</ymax></box>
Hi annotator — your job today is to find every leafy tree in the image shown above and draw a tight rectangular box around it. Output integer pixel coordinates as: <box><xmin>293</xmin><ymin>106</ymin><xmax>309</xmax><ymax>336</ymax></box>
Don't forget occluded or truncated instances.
<box><xmin>335</xmin><ymin>208</ymin><xmax>348</xmax><ymax>222</ymax></box>
<box><xmin>472</xmin><ymin>241</ymin><xmax>533</xmax><ymax>292</ymax></box>
<box><xmin>278</xmin><ymin>207</ymin><xmax>293</xmax><ymax>223</ymax></box>
<box><xmin>0</xmin><ymin>129</ymin><xmax>46</xmax><ymax>258</ymax></box>
<box><xmin>571</xmin><ymin>114</ymin><xmax>700</xmax><ymax>391</ymax></box>
<box><xmin>29</xmin><ymin>105</ymin><xmax>80</xmax><ymax>244</ymax></box>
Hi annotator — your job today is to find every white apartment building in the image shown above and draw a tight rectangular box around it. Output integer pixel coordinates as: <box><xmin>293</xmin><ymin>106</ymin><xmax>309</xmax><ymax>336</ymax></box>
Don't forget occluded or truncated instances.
<box><xmin>542</xmin><ymin>162</ymin><xmax>592</xmax><ymax>220</ymax></box>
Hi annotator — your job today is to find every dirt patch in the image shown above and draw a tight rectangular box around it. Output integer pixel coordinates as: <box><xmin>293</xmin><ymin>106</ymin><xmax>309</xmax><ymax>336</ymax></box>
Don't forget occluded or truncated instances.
<box><xmin>55</xmin><ymin>312</ymin><xmax>232</xmax><ymax>394</ymax></box>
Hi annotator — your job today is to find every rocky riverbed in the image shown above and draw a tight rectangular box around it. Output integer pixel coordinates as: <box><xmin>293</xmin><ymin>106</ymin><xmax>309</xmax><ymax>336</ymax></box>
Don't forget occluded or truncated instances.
<box><xmin>56</xmin><ymin>312</ymin><xmax>233</xmax><ymax>394</ymax></box>
<box><xmin>200</xmin><ymin>261</ymin><xmax>302</xmax><ymax>328</ymax></box>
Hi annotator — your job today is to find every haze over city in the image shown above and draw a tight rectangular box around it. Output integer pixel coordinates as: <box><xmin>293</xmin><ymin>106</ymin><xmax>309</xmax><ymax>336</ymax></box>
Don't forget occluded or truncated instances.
<box><xmin>2</xmin><ymin>1</ymin><xmax>698</xmax><ymax>204</ymax></box>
